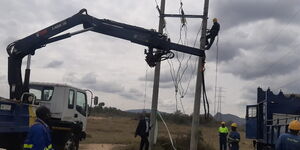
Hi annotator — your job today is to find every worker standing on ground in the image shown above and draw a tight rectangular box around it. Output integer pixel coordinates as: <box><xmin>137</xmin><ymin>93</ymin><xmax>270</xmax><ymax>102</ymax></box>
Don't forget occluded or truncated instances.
<box><xmin>135</xmin><ymin>113</ymin><xmax>151</xmax><ymax>150</ymax></box>
<box><xmin>206</xmin><ymin>18</ymin><xmax>220</xmax><ymax>50</ymax></box>
<box><xmin>219</xmin><ymin>121</ymin><xmax>229</xmax><ymax>150</ymax></box>
<box><xmin>275</xmin><ymin>120</ymin><xmax>300</xmax><ymax>150</ymax></box>
<box><xmin>228</xmin><ymin>123</ymin><xmax>240</xmax><ymax>150</ymax></box>
<box><xmin>23</xmin><ymin>106</ymin><xmax>53</xmax><ymax>150</ymax></box>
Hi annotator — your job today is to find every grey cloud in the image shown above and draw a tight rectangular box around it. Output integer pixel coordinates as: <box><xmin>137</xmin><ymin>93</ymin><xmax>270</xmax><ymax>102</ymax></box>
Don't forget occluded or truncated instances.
<box><xmin>63</xmin><ymin>72</ymin><xmax>146</xmax><ymax>100</ymax></box>
<box><xmin>79</xmin><ymin>73</ymin><xmax>97</xmax><ymax>85</ymax></box>
<box><xmin>159</xmin><ymin>71</ymin><xmax>173</xmax><ymax>83</ymax></box>
<box><xmin>160</xmin><ymin>82</ymin><xmax>175</xmax><ymax>89</ymax></box>
<box><xmin>0</xmin><ymin>75</ymin><xmax>5</xmax><ymax>83</ymax></box>
<box><xmin>120</xmin><ymin>88</ymin><xmax>144</xmax><ymax>101</ymax></box>
<box><xmin>139</xmin><ymin>69</ymin><xmax>174</xmax><ymax>83</ymax></box>
<box><xmin>62</xmin><ymin>72</ymin><xmax>78</xmax><ymax>83</ymax></box>
<box><xmin>159</xmin><ymin>99</ymin><xmax>176</xmax><ymax>111</ymax></box>
<box><xmin>206</xmin><ymin>41</ymin><xmax>241</xmax><ymax>63</ymax></box>
<box><xmin>63</xmin><ymin>72</ymin><xmax>124</xmax><ymax>93</ymax></box>
<box><xmin>223</xmin><ymin>52</ymin><xmax>300</xmax><ymax>80</ymax></box>
<box><xmin>274</xmin><ymin>78</ymin><xmax>300</xmax><ymax>94</ymax></box>
<box><xmin>207</xmin><ymin>20</ymin><xmax>299</xmax><ymax>63</ymax></box>
<box><xmin>138</xmin><ymin>70</ymin><xmax>154</xmax><ymax>82</ymax></box>
<box><xmin>241</xmin><ymin>87</ymin><xmax>258</xmax><ymax>103</ymax></box>
<box><xmin>86</xmin><ymin>80</ymin><xmax>124</xmax><ymax>94</ymax></box>
<box><xmin>211</xmin><ymin>0</ymin><xmax>300</xmax><ymax>30</ymax></box>
<box><xmin>45</xmin><ymin>61</ymin><xmax>63</xmax><ymax>68</ymax></box>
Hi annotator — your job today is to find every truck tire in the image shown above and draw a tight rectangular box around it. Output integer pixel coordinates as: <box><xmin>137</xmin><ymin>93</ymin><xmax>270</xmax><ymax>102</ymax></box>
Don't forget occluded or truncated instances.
<box><xmin>64</xmin><ymin>137</ymin><xmax>79</xmax><ymax>150</ymax></box>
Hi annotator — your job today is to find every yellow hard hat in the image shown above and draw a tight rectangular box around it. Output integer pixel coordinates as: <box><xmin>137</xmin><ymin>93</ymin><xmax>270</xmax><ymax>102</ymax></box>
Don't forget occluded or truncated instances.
<box><xmin>288</xmin><ymin>120</ymin><xmax>300</xmax><ymax>131</ymax></box>
<box><xmin>231</xmin><ymin>123</ymin><xmax>238</xmax><ymax>128</ymax></box>
<box><xmin>221</xmin><ymin>121</ymin><xmax>226</xmax><ymax>125</ymax></box>
<box><xmin>213</xmin><ymin>18</ymin><xmax>218</xmax><ymax>22</ymax></box>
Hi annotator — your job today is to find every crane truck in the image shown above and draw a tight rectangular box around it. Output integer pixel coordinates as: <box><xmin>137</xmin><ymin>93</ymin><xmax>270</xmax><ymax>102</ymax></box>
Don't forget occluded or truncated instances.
<box><xmin>0</xmin><ymin>9</ymin><xmax>205</xmax><ymax>150</ymax></box>
<box><xmin>246</xmin><ymin>87</ymin><xmax>300</xmax><ymax>150</ymax></box>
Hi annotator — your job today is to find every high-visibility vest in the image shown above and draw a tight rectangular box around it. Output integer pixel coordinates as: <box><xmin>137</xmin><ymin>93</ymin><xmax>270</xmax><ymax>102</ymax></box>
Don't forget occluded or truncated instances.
<box><xmin>218</xmin><ymin>127</ymin><xmax>229</xmax><ymax>134</ymax></box>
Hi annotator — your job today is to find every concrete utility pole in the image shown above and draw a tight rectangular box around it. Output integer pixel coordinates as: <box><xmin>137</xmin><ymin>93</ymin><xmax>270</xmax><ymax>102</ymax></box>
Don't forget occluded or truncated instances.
<box><xmin>149</xmin><ymin>0</ymin><xmax>166</xmax><ymax>149</ymax></box>
<box><xmin>190</xmin><ymin>0</ymin><xmax>209</xmax><ymax>150</ymax></box>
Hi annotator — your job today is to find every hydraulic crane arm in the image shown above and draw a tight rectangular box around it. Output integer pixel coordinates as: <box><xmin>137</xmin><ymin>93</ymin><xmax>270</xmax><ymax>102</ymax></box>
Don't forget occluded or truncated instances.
<box><xmin>6</xmin><ymin>9</ymin><xmax>205</xmax><ymax>100</ymax></box>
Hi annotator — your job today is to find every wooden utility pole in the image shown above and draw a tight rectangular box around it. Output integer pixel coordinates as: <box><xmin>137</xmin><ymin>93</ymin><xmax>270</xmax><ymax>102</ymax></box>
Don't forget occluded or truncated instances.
<box><xmin>149</xmin><ymin>0</ymin><xmax>166</xmax><ymax>149</ymax></box>
<box><xmin>190</xmin><ymin>0</ymin><xmax>209</xmax><ymax>150</ymax></box>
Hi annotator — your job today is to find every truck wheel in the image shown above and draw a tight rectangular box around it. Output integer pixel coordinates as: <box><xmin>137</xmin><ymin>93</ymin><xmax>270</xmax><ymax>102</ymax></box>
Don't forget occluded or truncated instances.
<box><xmin>64</xmin><ymin>138</ymin><xmax>78</xmax><ymax>150</ymax></box>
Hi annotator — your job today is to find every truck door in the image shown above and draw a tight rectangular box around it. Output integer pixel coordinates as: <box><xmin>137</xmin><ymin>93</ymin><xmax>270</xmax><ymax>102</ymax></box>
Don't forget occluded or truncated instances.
<box><xmin>246</xmin><ymin>105</ymin><xmax>258</xmax><ymax>139</ymax></box>
<box><xmin>75</xmin><ymin>91</ymin><xmax>88</xmax><ymax>131</ymax></box>
<box><xmin>62</xmin><ymin>89</ymin><xmax>76</xmax><ymax>122</ymax></box>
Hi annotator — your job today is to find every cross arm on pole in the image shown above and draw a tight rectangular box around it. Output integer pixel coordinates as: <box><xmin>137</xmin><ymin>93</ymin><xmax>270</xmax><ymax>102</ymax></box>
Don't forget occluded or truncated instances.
<box><xmin>163</xmin><ymin>14</ymin><xmax>205</xmax><ymax>18</ymax></box>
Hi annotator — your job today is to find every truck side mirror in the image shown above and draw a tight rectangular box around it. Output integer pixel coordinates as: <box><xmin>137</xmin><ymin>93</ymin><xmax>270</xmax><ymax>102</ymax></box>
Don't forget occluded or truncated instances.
<box><xmin>21</xmin><ymin>93</ymin><xmax>37</xmax><ymax>104</ymax></box>
<box><xmin>94</xmin><ymin>96</ymin><xmax>99</xmax><ymax>106</ymax></box>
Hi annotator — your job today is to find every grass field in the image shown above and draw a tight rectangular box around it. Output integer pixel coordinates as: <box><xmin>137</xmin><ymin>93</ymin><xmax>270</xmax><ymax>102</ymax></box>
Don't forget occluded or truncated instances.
<box><xmin>82</xmin><ymin>116</ymin><xmax>253</xmax><ymax>150</ymax></box>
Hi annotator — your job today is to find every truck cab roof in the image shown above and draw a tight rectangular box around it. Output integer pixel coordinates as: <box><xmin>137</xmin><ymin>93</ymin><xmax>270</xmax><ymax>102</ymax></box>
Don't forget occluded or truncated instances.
<box><xmin>30</xmin><ymin>82</ymin><xmax>85</xmax><ymax>92</ymax></box>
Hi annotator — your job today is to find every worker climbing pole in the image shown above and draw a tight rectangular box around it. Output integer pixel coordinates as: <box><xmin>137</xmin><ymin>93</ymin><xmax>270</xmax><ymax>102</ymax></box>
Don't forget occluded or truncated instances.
<box><xmin>205</xmin><ymin>18</ymin><xmax>220</xmax><ymax>50</ymax></box>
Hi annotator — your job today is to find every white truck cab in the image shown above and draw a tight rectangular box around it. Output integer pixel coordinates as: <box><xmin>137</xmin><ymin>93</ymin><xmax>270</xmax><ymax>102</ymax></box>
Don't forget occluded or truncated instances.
<box><xmin>29</xmin><ymin>82</ymin><xmax>90</xmax><ymax>131</ymax></box>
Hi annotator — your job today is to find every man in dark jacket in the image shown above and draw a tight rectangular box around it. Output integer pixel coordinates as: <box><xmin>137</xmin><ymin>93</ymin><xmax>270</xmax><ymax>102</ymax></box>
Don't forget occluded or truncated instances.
<box><xmin>135</xmin><ymin>113</ymin><xmax>151</xmax><ymax>150</ymax></box>
<box><xmin>206</xmin><ymin>18</ymin><xmax>220</xmax><ymax>50</ymax></box>
<box><xmin>23</xmin><ymin>106</ymin><xmax>53</xmax><ymax>150</ymax></box>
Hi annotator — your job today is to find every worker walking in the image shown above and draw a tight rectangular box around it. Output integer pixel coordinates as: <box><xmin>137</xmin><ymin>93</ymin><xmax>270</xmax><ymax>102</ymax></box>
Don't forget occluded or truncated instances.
<box><xmin>228</xmin><ymin>123</ymin><xmax>240</xmax><ymax>150</ymax></box>
<box><xmin>23</xmin><ymin>106</ymin><xmax>53</xmax><ymax>150</ymax></box>
<box><xmin>275</xmin><ymin>120</ymin><xmax>300</xmax><ymax>150</ymax></box>
<box><xmin>135</xmin><ymin>113</ymin><xmax>151</xmax><ymax>150</ymax></box>
<box><xmin>219</xmin><ymin>121</ymin><xmax>229</xmax><ymax>150</ymax></box>
<box><xmin>206</xmin><ymin>18</ymin><xmax>220</xmax><ymax>50</ymax></box>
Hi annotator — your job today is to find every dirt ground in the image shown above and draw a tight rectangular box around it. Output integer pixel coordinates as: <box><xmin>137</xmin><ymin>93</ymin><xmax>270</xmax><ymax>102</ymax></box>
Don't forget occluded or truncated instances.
<box><xmin>83</xmin><ymin>116</ymin><xmax>253</xmax><ymax>150</ymax></box>
<box><xmin>79</xmin><ymin>144</ymin><xmax>123</xmax><ymax>150</ymax></box>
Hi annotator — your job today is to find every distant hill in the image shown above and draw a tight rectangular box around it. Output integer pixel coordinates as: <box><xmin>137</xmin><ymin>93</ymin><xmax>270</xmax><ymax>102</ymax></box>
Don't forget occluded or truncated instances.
<box><xmin>125</xmin><ymin>109</ymin><xmax>152</xmax><ymax>113</ymax></box>
<box><xmin>214</xmin><ymin>112</ymin><xmax>245</xmax><ymax>126</ymax></box>
<box><xmin>125</xmin><ymin>109</ymin><xmax>169</xmax><ymax>115</ymax></box>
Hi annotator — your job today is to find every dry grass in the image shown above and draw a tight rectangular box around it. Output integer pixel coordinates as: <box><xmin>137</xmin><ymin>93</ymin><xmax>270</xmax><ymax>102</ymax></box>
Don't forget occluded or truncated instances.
<box><xmin>82</xmin><ymin>116</ymin><xmax>253</xmax><ymax>150</ymax></box>
<box><xmin>82</xmin><ymin>116</ymin><xmax>140</xmax><ymax>144</ymax></box>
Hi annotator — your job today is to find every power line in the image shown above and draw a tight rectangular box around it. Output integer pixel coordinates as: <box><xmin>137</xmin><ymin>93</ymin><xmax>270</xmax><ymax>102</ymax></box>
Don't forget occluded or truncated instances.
<box><xmin>214</xmin><ymin>36</ymin><xmax>220</xmax><ymax>115</ymax></box>
<box><xmin>143</xmin><ymin>66</ymin><xmax>148</xmax><ymax>110</ymax></box>
<box><xmin>154</xmin><ymin>0</ymin><xmax>159</xmax><ymax>7</ymax></box>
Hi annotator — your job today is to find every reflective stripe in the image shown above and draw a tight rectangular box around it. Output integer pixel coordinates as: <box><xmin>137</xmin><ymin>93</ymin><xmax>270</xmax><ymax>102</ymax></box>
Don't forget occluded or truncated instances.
<box><xmin>44</xmin><ymin>144</ymin><xmax>53</xmax><ymax>150</ymax></box>
<box><xmin>218</xmin><ymin>127</ymin><xmax>229</xmax><ymax>133</ymax></box>
<box><xmin>228</xmin><ymin>137</ymin><xmax>239</xmax><ymax>142</ymax></box>
<box><xmin>28</xmin><ymin>105</ymin><xmax>36</xmax><ymax>126</ymax></box>
<box><xmin>24</xmin><ymin>144</ymin><xmax>33</xmax><ymax>148</ymax></box>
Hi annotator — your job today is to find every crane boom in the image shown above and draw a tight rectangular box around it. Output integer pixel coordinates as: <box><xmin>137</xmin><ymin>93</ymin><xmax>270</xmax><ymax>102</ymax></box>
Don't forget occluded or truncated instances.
<box><xmin>6</xmin><ymin>9</ymin><xmax>205</xmax><ymax>100</ymax></box>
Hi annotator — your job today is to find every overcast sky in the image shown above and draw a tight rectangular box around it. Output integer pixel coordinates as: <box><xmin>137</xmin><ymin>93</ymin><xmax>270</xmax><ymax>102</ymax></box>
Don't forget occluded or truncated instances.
<box><xmin>1</xmin><ymin>0</ymin><xmax>300</xmax><ymax>118</ymax></box>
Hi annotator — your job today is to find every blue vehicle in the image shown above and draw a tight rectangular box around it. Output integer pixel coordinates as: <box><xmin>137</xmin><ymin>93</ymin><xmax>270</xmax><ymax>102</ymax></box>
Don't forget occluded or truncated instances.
<box><xmin>246</xmin><ymin>87</ymin><xmax>300</xmax><ymax>150</ymax></box>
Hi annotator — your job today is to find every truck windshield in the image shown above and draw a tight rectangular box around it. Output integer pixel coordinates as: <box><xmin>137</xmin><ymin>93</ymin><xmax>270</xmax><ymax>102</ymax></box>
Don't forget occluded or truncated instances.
<box><xmin>29</xmin><ymin>86</ymin><xmax>54</xmax><ymax>101</ymax></box>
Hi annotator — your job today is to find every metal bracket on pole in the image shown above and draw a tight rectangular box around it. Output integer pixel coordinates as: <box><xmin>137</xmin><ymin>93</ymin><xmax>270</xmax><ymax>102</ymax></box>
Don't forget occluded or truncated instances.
<box><xmin>163</xmin><ymin>14</ymin><xmax>204</xmax><ymax>18</ymax></box>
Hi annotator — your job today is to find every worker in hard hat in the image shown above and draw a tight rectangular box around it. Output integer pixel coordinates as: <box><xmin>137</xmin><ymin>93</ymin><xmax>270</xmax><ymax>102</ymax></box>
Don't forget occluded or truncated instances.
<box><xmin>275</xmin><ymin>120</ymin><xmax>300</xmax><ymax>150</ymax></box>
<box><xmin>23</xmin><ymin>106</ymin><xmax>53</xmax><ymax>150</ymax></box>
<box><xmin>205</xmin><ymin>18</ymin><xmax>220</xmax><ymax>50</ymax></box>
<box><xmin>218</xmin><ymin>121</ymin><xmax>229</xmax><ymax>150</ymax></box>
<box><xmin>228</xmin><ymin>123</ymin><xmax>240</xmax><ymax>150</ymax></box>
